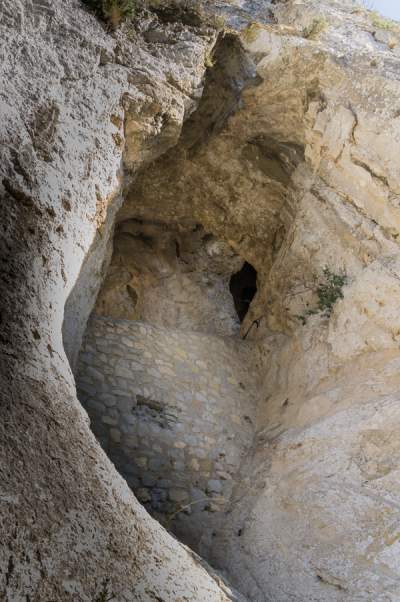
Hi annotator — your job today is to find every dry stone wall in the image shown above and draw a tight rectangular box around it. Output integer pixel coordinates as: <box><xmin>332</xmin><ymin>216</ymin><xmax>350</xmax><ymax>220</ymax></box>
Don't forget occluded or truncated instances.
<box><xmin>76</xmin><ymin>316</ymin><xmax>260</xmax><ymax>554</ymax></box>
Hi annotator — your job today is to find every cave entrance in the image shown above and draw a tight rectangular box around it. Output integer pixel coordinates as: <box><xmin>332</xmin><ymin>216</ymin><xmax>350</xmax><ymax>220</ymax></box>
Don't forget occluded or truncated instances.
<box><xmin>229</xmin><ymin>262</ymin><xmax>257</xmax><ymax>322</ymax></box>
<box><xmin>70</xmin><ymin>219</ymin><xmax>258</xmax><ymax>558</ymax></box>
<box><xmin>62</xmin><ymin>23</ymin><xmax>263</xmax><ymax>579</ymax></box>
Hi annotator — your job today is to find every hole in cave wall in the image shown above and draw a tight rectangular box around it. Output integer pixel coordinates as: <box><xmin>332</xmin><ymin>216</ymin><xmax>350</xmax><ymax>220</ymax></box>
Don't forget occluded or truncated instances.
<box><xmin>229</xmin><ymin>262</ymin><xmax>258</xmax><ymax>322</ymax></box>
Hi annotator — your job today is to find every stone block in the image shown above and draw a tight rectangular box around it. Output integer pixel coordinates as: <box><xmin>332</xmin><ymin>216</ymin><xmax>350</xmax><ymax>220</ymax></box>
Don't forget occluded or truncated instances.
<box><xmin>120</xmin><ymin>423</ymin><xmax>136</xmax><ymax>435</ymax></box>
<box><xmin>120</xmin><ymin>413</ymin><xmax>137</xmax><ymax>426</ymax></box>
<box><xmin>189</xmin><ymin>458</ymin><xmax>200</xmax><ymax>471</ymax></box>
<box><xmin>152</xmin><ymin>488</ymin><xmax>167</xmax><ymax>502</ymax></box>
<box><xmin>117</xmin><ymin>396</ymin><xmax>137</xmax><ymax>413</ymax></box>
<box><xmin>199</xmin><ymin>459</ymin><xmax>213</xmax><ymax>472</ymax></box>
<box><xmin>114</xmin><ymin>367</ymin><xmax>132</xmax><ymax>379</ymax></box>
<box><xmin>99</xmin><ymin>393</ymin><xmax>117</xmax><ymax>407</ymax></box>
<box><xmin>217</xmin><ymin>471</ymin><xmax>232</xmax><ymax>481</ymax></box>
<box><xmin>87</xmin><ymin>366</ymin><xmax>105</xmax><ymax>382</ymax></box>
<box><xmin>109</xmin><ymin>428</ymin><xmax>121</xmax><ymax>443</ymax></box>
<box><xmin>174</xmin><ymin>441</ymin><xmax>187</xmax><ymax>449</ymax></box>
<box><xmin>149</xmin><ymin>457</ymin><xmax>167</xmax><ymax>471</ymax></box>
<box><xmin>124</xmin><ymin>435</ymin><xmax>139</xmax><ymax>448</ymax></box>
<box><xmin>101</xmin><ymin>415</ymin><xmax>118</xmax><ymax>426</ymax></box>
<box><xmin>207</xmin><ymin>479</ymin><xmax>223</xmax><ymax>494</ymax></box>
<box><xmin>157</xmin><ymin>479</ymin><xmax>171</xmax><ymax>489</ymax></box>
<box><xmin>106</xmin><ymin>407</ymin><xmax>119</xmax><ymax>420</ymax></box>
<box><xmin>169</xmin><ymin>488</ymin><xmax>189</xmax><ymax>503</ymax></box>
<box><xmin>86</xmin><ymin>400</ymin><xmax>105</xmax><ymax>414</ymax></box>
<box><xmin>142</xmin><ymin>474</ymin><xmax>157</xmax><ymax>487</ymax></box>
<box><xmin>135</xmin><ymin>456</ymin><xmax>148</xmax><ymax>469</ymax></box>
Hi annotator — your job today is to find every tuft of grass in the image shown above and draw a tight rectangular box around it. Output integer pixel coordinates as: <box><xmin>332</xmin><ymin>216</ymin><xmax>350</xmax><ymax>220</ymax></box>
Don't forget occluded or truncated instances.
<box><xmin>242</xmin><ymin>22</ymin><xmax>264</xmax><ymax>44</ymax></box>
<box><xmin>302</xmin><ymin>17</ymin><xmax>328</xmax><ymax>40</ymax></box>
<box><xmin>296</xmin><ymin>267</ymin><xmax>348</xmax><ymax>325</ymax></box>
<box><xmin>370</xmin><ymin>10</ymin><xmax>397</xmax><ymax>31</ymax></box>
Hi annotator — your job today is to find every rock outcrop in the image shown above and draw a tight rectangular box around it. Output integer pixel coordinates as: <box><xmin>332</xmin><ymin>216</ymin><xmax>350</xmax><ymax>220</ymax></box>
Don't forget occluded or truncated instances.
<box><xmin>2</xmin><ymin>0</ymin><xmax>400</xmax><ymax>601</ymax></box>
<box><xmin>0</xmin><ymin>1</ymin><xmax>240</xmax><ymax>600</ymax></box>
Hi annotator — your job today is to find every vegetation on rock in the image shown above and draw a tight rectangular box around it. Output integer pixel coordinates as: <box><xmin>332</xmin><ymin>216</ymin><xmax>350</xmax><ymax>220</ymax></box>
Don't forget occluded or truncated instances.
<box><xmin>82</xmin><ymin>0</ymin><xmax>226</xmax><ymax>30</ymax></box>
<box><xmin>82</xmin><ymin>0</ymin><xmax>138</xmax><ymax>26</ymax></box>
<box><xmin>296</xmin><ymin>268</ymin><xmax>348</xmax><ymax>324</ymax></box>
<box><xmin>370</xmin><ymin>11</ymin><xmax>399</xmax><ymax>31</ymax></box>
<box><xmin>302</xmin><ymin>17</ymin><xmax>328</xmax><ymax>39</ymax></box>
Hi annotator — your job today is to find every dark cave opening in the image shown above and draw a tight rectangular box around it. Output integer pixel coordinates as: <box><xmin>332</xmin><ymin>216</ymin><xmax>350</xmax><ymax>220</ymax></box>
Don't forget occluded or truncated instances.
<box><xmin>229</xmin><ymin>262</ymin><xmax>257</xmax><ymax>322</ymax></box>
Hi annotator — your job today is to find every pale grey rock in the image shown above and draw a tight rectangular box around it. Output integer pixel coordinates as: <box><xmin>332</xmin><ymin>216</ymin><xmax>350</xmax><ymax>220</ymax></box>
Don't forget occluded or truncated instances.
<box><xmin>3</xmin><ymin>0</ymin><xmax>400</xmax><ymax>601</ymax></box>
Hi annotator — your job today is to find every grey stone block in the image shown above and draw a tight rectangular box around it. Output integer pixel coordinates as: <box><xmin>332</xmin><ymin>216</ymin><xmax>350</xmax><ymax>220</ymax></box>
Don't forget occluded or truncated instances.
<box><xmin>206</xmin><ymin>479</ymin><xmax>223</xmax><ymax>494</ymax></box>
<box><xmin>169</xmin><ymin>488</ymin><xmax>189</xmax><ymax>503</ymax></box>
<box><xmin>102</xmin><ymin>415</ymin><xmax>118</xmax><ymax>426</ymax></box>
<box><xmin>86</xmin><ymin>400</ymin><xmax>105</xmax><ymax>414</ymax></box>
<box><xmin>142</xmin><ymin>474</ymin><xmax>157</xmax><ymax>487</ymax></box>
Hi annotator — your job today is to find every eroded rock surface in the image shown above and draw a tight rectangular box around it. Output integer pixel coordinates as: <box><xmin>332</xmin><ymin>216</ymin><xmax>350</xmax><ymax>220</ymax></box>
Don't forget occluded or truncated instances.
<box><xmin>0</xmin><ymin>1</ymin><xmax>242</xmax><ymax>600</ymax></box>
<box><xmin>2</xmin><ymin>0</ymin><xmax>400</xmax><ymax>601</ymax></box>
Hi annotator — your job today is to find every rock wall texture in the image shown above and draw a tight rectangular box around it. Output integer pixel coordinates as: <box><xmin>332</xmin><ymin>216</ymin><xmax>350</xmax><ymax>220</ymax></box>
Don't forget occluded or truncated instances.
<box><xmin>202</xmin><ymin>3</ymin><xmax>400</xmax><ymax>601</ymax></box>
<box><xmin>0</xmin><ymin>0</ymin><xmax>243</xmax><ymax>600</ymax></box>
<box><xmin>3</xmin><ymin>0</ymin><xmax>400</xmax><ymax>600</ymax></box>
<box><xmin>94</xmin><ymin>220</ymin><xmax>244</xmax><ymax>336</ymax></box>
<box><xmin>76</xmin><ymin>316</ymin><xmax>259</xmax><ymax>555</ymax></box>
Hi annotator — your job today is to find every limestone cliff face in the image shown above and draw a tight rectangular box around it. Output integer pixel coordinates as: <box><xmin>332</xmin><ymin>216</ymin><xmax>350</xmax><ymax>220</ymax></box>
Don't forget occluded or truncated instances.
<box><xmin>2</xmin><ymin>0</ymin><xmax>400</xmax><ymax>601</ymax></box>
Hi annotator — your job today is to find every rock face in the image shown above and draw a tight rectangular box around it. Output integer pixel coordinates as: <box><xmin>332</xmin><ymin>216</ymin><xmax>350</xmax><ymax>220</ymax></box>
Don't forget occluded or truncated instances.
<box><xmin>2</xmin><ymin>0</ymin><xmax>400</xmax><ymax>601</ymax></box>
<box><xmin>0</xmin><ymin>1</ymin><xmax>241</xmax><ymax>600</ymax></box>
<box><xmin>94</xmin><ymin>220</ymin><xmax>244</xmax><ymax>336</ymax></box>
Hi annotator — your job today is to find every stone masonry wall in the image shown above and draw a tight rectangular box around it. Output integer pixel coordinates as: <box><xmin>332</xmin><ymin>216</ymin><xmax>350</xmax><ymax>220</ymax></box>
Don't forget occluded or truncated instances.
<box><xmin>76</xmin><ymin>316</ymin><xmax>260</xmax><ymax>555</ymax></box>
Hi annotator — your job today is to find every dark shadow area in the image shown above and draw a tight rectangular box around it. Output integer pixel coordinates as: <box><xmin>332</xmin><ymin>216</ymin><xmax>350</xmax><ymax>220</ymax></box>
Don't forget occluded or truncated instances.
<box><xmin>230</xmin><ymin>262</ymin><xmax>257</xmax><ymax>322</ymax></box>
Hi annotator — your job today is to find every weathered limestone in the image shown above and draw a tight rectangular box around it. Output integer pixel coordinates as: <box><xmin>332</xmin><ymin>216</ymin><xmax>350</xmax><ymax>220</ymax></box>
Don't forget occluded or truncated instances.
<box><xmin>0</xmin><ymin>0</ymin><xmax>243</xmax><ymax>600</ymax></box>
<box><xmin>3</xmin><ymin>0</ymin><xmax>400</xmax><ymax>600</ymax></box>
<box><xmin>93</xmin><ymin>1</ymin><xmax>400</xmax><ymax>600</ymax></box>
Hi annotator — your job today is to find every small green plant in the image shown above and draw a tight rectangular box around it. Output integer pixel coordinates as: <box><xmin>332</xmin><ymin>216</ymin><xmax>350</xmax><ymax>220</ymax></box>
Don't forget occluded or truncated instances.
<box><xmin>302</xmin><ymin>17</ymin><xmax>328</xmax><ymax>40</ymax></box>
<box><xmin>204</xmin><ymin>50</ymin><xmax>215</xmax><ymax>68</ymax></box>
<box><xmin>82</xmin><ymin>0</ymin><xmax>138</xmax><ymax>27</ymax></box>
<box><xmin>296</xmin><ymin>267</ymin><xmax>348</xmax><ymax>325</ymax></box>
<box><xmin>370</xmin><ymin>11</ymin><xmax>398</xmax><ymax>31</ymax></box>
<box><xmin>242</xmin><ymin>22</ymin><xmax>265</xmax><ymax>44</ymax></box>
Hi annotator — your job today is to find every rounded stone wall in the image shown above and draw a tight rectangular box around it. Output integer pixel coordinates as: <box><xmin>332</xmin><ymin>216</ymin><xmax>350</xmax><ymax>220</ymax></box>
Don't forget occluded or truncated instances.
<box><xmin>76</xmin><ymin>316</ymin><xmax>260</xmax><ymax>554</ymax></box>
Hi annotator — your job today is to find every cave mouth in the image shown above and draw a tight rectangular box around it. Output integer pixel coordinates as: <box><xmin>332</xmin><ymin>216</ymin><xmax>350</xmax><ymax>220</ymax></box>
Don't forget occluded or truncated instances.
<box><xmin>63</xmin><ymin>23</ymin><xmax>276</xmax><ymax>581</ymax></box>
<box><xmin>229</xmin><ymin>262</ymin><xmax>257</xmax><ymax>322</ymax></box>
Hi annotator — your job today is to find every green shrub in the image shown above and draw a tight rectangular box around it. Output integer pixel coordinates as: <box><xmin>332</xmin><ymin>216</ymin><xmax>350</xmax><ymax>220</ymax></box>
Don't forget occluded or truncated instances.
<box><xmin>370</xmin><ymin>11</ymin><xmax>398</xmax><ymax>31</ymax></box>
<box><xmin>296</xmin><ymin>267</ymin><xmax>347</xmax><ymax>324</ymax></box>
<box><xmin>316</xmin><ymin>268</ymin><xmax>347</xmax><ymax>316</ymax></box>
<box><xmin>82</xmin><ymin>0</ymin><xmax>138</xmax><ymax>26</ymax></box>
